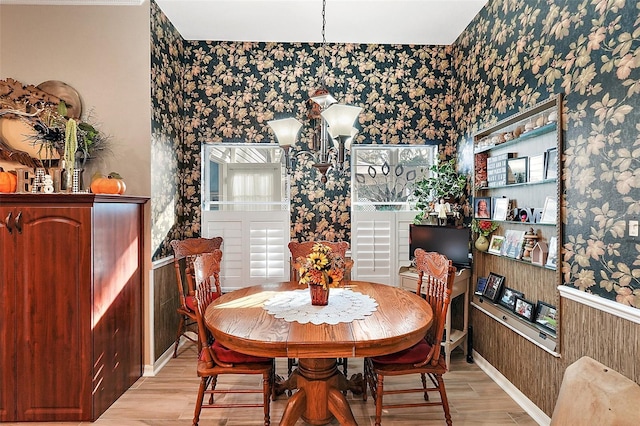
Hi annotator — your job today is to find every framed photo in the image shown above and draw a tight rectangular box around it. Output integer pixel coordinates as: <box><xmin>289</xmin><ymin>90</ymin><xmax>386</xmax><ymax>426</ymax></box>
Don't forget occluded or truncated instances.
<box><xmin>474</xmin><ymin>197</ymin><xmax>492</xmax><ymax>219</ymax></box>
<box><xmin>482</xmin><ymin>272</ymin><xmax>505</xmax><ymax>302</ymax></box>
<box><xmin>545</xmin><ymin>147</ymin><xmax>558</xmax><ymax>180</ymax></box>
<box><xmin>507</xmin><ymin>157</ymin><xmax>528</xmax><ymax>184</ymax></box>
<box><xmin>493</xmin><ymin>197</ymin><xmax>509</xmax><ymax>221</ymax></box>
<box><xmin>514</xmin><ymin>297</ymin><xmax>536</xmax><ymax>322</ymax></box>
<box><xmin>488</xmin><ymin>235</ymin><xmax>505</xmax><ymax>255</ymax></box>
<box><xmin>498</xmin><ymin>287</ymin><xmax>524</xmax><ymax>311</ymax></box>
<box><xmin>540</xmin><ymin>196</ymin><xmax>557</xmax><ymax>224</ymax></box>
<box><xmin>534</xmin><ymin>301</ymin><xmax>558</xmax><ymax>333</ymax></box>
<box><xmin>475</xmin><ymin>277</ymin><xmax>488</xmax><ymax>295</ymax></box>
<box><xmin>546</xmin><ymin>236</ymin><xmax>558</xmax><ymax>268</ymax></box>
<box><xmin>528</xmin><ymin>154</ymin><xmax>545</xmax><ymax>183</ymax></box>
<box><xmin>501</xmin><ymin>229</ymin><xmax>525</xmax><ymax>259</ymax></box>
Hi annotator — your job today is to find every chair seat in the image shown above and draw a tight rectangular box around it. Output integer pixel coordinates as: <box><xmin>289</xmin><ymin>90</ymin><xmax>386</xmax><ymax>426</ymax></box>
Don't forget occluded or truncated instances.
<box><xmin>205</xmin><ymin>340</ymin><xmax>271</xmax><ymax>364</ymax></box>
<box><xmin>371</xmin><ymin>339</ymin><xmax>431</xmax><ymax>365</ymax></box>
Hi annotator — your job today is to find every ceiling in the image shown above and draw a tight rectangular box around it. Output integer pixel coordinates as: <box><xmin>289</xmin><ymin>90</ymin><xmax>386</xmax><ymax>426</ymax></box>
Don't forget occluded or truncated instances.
<box><xmin>154</xmin><ymin>0</ymin><xmax>488</xmax><ymax>45</ymax></box>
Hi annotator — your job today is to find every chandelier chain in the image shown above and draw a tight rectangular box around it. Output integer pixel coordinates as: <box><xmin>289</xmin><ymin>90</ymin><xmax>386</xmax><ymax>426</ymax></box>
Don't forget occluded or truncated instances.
<box><xmin>321</xmin><ymin>0</ymin><xmax>327</xmax><ymax>87</ymax></box>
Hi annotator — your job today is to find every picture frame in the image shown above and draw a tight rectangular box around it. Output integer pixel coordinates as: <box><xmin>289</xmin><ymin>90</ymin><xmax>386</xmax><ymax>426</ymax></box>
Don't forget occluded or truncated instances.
<box><xmin>474</xmin><ymin>196</ymin><xmax>492</xmax><ymax>219</ymax></box>
<box><xmin>540</xmin><ymin>196</ymin><xmax>557</xmax><ymax>224</ymax></box>
<box><xmin>534</xmin><ymin>301</ymin><xmax>558</xmax><ymax>333</ymax></box>
<box><xmin>507</xmin><ymin>157</ymin><xmax>528</xmax><ymax>184</ymax></box>
<box><xmin>501</xmin><ymin>229</ymin><xmax>526</xmax><ymax>259</ymax></box>
<box><xmin>528</xmin><ymin>153</ymin><xmax>545</xmax><ymax>183</ymax></box>
<box><xmin>488</xmin><ymin>235</ymin><xmax>505</xmax><ymax>255</ymax></box>
<box><xmin>492</xmin><ymin>197</ymin><xmax>509</xmax><ymax>221</ymax></box>
<box><xmin>498</xmin><ymin>287</ymin><xmax>524</xmax><ymax>311</ymax></box>
<box><xmin>514</xmin><ymin>297</ymin><xmax>536</xmax><ymax>322</ymax></box>
<box><xmin>546</xmin><ymin>236</ymin><xmax>558</xmax><ymax>268</ymax></box>
<box><xmin>475</xmin><ymin>277</ymin><xmax>488</xmax><ymax>295</ymax></box>
<box><xmin>482</xmin><ymin>272</ymin><xmax>505</xmax><ymax>302</ymax></box>
<box><xmin>545</xmin><ymin>147</ymin><xmax>558</xmax><ymax>180</ymax></box>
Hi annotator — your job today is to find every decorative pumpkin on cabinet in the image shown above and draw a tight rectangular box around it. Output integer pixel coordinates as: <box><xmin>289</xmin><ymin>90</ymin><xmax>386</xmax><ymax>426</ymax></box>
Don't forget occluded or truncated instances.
<box><xmin>0</xmin><ymin>167</ymin><xmax>17</xmax><ymax>193</ymax></box>
<box><xmin>90</xmin><ymin>172</ymin><xmax>126</xmax><ymax>195</ymax></box>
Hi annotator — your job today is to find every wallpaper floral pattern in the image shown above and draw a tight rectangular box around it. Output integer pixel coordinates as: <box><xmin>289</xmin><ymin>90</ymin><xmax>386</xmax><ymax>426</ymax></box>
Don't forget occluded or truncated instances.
<box><xmin>452</xmin><ymin>0</ymin><xmax>640</xmax><ymax>307</ymax></box>
<box><xmin>151</xmin><ymin>0</ymin><xmax>639</xmax><ymax>307</ymax></box>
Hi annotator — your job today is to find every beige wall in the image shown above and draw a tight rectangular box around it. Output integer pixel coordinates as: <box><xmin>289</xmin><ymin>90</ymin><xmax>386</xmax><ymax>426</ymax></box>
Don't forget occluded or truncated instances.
<box><xmin>0</xmin><ymin>2</ymin><xmax>151</xmax><ymax>197</ymax></box>
<box><xmin>0</xmin><ymin>2</ymin><xmax>153</xmax><ymax>367</ymax></box>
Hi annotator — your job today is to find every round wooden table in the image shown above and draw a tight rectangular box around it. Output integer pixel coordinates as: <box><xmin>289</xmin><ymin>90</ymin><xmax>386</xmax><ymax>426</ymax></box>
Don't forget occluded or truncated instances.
<box><xmin>205</xmin><ymin>281</ymin><xmax>433</xmax><ymax>426</ymax></box>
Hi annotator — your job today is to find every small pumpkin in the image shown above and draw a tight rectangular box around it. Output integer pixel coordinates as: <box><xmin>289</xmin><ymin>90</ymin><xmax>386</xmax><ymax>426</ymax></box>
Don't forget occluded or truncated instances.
<box><xmin>0</xmin><ymin>167</ymin><xmax>17</xmax><ymax>193</ymax></box>
<box><xmin>90</xmin><ymin>172</ymin><xmax>126</xmax><ymax>195</ymax></box>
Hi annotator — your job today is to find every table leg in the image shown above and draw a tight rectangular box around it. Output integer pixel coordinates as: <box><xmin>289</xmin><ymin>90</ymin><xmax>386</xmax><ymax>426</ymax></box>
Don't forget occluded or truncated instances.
<box><xmin>278</xmin><ymin>358</ymin><xmax>358</xmax><ymax>426</ymax></box>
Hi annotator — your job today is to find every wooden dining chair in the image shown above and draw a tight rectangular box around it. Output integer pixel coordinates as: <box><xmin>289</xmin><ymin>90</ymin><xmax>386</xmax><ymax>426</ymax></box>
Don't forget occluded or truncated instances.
<box><xmin>363</xmin><ymin>248</ymin><xmax>456</xmax><ymax>426</ymax></box>
<box><xmin>170</xmin><ymin>236</ymin><xmax>223</xmax><ymax>358</ymax></box>
<box><xmin>287</xmin><ymin>240</ymin><xmax>353</xmax><ymax>377</ymax></box>
<box><xmin>192</xmin><ymin>283</ymin><xmax>275</xmax><ymax>426</ymax></box>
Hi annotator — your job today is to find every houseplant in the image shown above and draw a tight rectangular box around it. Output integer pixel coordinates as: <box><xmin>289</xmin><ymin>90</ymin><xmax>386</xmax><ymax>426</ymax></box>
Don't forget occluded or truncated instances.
<box><xmin>412</xmin><ymin>158</ymin><xmax>468</xmax><ymax>224</ymax></box>
<box><xmin>296</xmin><ymin>243</ymin><xmax>345</xmax><ymax>305</ymax></box>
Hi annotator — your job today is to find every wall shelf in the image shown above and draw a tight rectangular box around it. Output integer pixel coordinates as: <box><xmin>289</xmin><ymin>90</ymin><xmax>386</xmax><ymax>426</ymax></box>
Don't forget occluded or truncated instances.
<box><xmin>472</xmin><ymin>93</ymin><xmax>563</xmax><ymax>354</ymax></box>
<box><xmin>472</xmin><ymin>295</ymin><xmax>559</xmax><ymax>357</ymax></box>
<box><xmin>475</xmin><ymin>122</ymin><xmax>557</xmax><ymax>154</ymax></box>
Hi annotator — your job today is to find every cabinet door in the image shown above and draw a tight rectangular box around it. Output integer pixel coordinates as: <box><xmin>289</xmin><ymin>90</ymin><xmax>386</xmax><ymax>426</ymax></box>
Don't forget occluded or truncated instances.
<box><xmin>0</xmin><ymin>208</ymin><xmax>17</xmax><ymax>421</ymax></box>
<box><xmin>14</xmin><ymin>206</ymin><xmax>93</xmax><ymax>421</ymax></box>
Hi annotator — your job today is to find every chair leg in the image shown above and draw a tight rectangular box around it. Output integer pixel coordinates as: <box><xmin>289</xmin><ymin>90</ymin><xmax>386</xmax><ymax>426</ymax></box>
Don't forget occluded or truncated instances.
<box><xmin>192</xmin><ymin>376</ymin><xmax>210</xmax><ymax>426</ymax></box>
<box><xmin>173</xmin><ymin>315</ymin><xmax>186</xmax><ymax>358</ymax></box>
<box><xmin>263</xmin><ymin>371</ymin><xmax>271</xmax><ymax>426</ymax></box>
<box><xmin>435</xmin><ymin>373</ymin><xmax>452</xmax><ymax>426</ymax></box>
<box><xmin>374</xmin><ymin>373</ymin><xmax>384</xmax><ymax>426</ymax></box>
<box><xmin>421</xmin><ymin>372</ymin><xmax>429</xmax><ymax>401</ymax></box>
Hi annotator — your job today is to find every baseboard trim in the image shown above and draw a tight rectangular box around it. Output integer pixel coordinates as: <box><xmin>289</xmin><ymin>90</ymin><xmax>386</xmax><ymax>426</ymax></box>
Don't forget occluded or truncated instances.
<box><xmin>144</xmin><ymin>344</ymin><xmax>177</xmax><ymax>377</ymax></box>
<box><xmin>472</xmin><ymin>350</ymin><xmax>550</xmax><ymax>426</ymax></box>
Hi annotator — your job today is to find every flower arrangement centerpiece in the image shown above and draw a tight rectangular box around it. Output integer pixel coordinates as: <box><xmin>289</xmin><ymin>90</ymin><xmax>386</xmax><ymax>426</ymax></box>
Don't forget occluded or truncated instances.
<box><xmin>471</xmin><ymin>219</ymin><xmax>499</xmax><ymax>252</ymax></box>
<box><xmin>297</xmin><ymin>243</ymin><xmax>346</xmax><ymax>305</ymax></box>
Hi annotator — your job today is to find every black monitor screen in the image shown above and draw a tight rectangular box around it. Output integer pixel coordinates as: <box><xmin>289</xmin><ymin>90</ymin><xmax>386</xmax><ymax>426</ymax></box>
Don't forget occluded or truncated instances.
<box><xmin>409</xmin><ymin>224</ymin><xmax>471</xmax><ymax>268</ymax></box>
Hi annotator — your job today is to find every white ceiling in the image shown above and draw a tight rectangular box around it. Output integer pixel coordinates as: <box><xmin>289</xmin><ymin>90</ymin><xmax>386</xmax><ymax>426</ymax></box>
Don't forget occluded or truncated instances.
<box><xmin>154</xmin><ymin>0</ymin><xmax>488</xmax><ymax>45</ymax></box>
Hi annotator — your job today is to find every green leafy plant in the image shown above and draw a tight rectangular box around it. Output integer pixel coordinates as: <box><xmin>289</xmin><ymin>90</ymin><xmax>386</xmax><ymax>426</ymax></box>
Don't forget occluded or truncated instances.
<box><xmin>412</xmin><ymin>158</ymin><xmax>467</xmax><ymax>218</ymax></box>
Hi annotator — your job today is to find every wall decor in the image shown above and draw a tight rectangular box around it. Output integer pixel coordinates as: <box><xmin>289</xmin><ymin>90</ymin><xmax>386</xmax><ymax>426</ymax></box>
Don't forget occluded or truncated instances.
<box><xmin>498</xmin><ymin>287</ymin><xmax>524</xmax><ymax>311</ymax></box>
<box><xmin>492</xmin><ymin>197</ymin><xmax>509</xmax><ymax>221</ymax></box>
<box><xmin>514</xmin><ymin>297</ymin><xmax>536</xmax><ymax>322</ymax></box>
<box><xmin>506</xmin><ymin>157</ymin><xmax>528</xmax><ymax>184</ymax></box>
<box><xmin>488</xmin><ymin>235</ymin><xmax>505</xmax><ymax>255</ymax></box>
<box><xmin>544</xmin><ymin>147</ymin><xmax>558</xmax><ymax>180</ymax></box>
<box><xmin>483</xmin><ymin>272</ymin><xmax>505</xmax><ymax>302</ymax></box>
<box><xmin>534</xmin><ymin>301</ymin><xmax>558</xmax><ymax>334</ymax></box>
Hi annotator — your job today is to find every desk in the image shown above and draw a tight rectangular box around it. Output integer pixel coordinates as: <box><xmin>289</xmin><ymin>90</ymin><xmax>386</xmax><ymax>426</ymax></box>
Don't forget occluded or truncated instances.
<box><xmin>205</xmin><ymin>281</ymin><xmax>433</xmax><ymax>426</ymax></box>
<box><xmin>399</xmin><ymin>267</ymin><xmax>471</xmax><ymax>368</ymax></box>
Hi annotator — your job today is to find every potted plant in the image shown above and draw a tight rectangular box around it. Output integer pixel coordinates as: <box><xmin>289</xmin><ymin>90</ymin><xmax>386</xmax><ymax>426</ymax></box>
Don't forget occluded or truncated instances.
<box><xmin>412</xmin><ymin>158</ymin><xmax>468</xmax><ymax>224</ymax></box>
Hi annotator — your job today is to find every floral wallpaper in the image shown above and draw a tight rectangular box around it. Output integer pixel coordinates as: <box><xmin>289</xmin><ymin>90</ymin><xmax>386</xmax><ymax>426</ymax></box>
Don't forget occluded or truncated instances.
<box><xmin>150</xmin><ymin>0</ymin><xmax>186</xmax><ymax>259</ymax></box>
<box><xmin>151</xmin><ymin>0</ymin><xmax>640</xmax><ymax>308</ymax></box>
<box><xmin>452</xmin><ymin>0</ymin><xmax>640</xmax><ymax>308</ymax></box>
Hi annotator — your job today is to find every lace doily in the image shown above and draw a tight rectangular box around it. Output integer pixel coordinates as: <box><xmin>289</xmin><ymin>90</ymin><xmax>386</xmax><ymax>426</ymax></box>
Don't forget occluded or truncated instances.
<box><xmin>263</xmin><ymin>288</ymin><xmax>378</xmax><ymax>325</ymax></box>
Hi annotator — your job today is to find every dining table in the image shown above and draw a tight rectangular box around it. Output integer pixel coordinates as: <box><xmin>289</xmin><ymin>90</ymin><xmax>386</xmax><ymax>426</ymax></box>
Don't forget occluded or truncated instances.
<box><xmin>204</xmin><ymin>280</ymin><xmax>433</xmax><ymax>426</ymax></box>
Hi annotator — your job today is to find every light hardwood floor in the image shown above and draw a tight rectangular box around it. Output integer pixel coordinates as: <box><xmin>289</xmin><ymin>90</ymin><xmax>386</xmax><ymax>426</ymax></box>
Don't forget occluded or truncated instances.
<box><xmin>8</xmin><ymin>347</ymin><xmax>537</xmax><ymax>425</ymax></box>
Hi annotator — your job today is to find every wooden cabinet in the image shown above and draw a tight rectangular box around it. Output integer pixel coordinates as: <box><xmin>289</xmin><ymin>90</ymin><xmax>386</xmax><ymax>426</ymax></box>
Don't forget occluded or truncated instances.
<box><xmin>470</xmin><ymin>94</ymin><xmax>562</xmax><ymax>355</ymax></box>
<box><xmin>399</xmin><ymin>267</ymin><xmax>471</xmax><ymax>369</ymax></box>
<box><xmin>0</xmin><ymin>194</ymin><xmax>147</xmax><ymax>422</ymax></box>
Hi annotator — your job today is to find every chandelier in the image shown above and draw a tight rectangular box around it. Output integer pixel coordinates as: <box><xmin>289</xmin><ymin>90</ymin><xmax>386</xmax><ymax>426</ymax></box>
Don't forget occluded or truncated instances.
<box><xmin>268</xmin><ymin>0</ymin><xmax>362</xmax><ymax>183</ymax></box>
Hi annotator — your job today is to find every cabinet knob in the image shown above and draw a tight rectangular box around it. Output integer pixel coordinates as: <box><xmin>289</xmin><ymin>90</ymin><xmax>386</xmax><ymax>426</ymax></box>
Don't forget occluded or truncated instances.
<box><xmin>4</xmin><ymin>211</ymin><xmax>12</xmax><ymax>234</ymax></box>
<box><xmin>14</xmin><ymin>211</ymin><xmax>22</xmax><ymax>234</ymax></box>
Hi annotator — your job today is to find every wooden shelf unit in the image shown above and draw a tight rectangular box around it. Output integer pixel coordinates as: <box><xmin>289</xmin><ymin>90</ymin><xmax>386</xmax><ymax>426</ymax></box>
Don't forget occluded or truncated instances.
<box><xmin>471</xmin><ymin>94</ymin><xmax>562</xmax><ymax>354</ymax></box>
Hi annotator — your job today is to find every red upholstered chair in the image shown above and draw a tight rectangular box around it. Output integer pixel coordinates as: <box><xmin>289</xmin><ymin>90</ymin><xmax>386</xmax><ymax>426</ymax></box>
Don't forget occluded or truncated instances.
<box><xmin>363</xmin><ymin>248</ymin><xmax>456</xmax><ymax>426</ymax></box>
<box><xmin>287</xmin><ymin>240</ymin><xmax>353</xmax><ymax>377</ymax></box>
<box><xmin>192</xmin><ymin>282</ymin><xmax>275</xmax><ymax>426</ymax></box>
<box><xmin>170</xmin><ymin>237</ymin><xmax>223</xmax><ymax>358</ymax></box>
